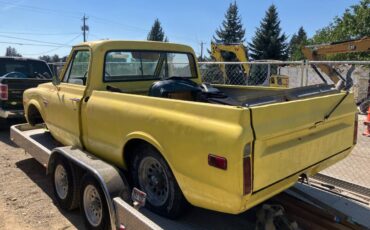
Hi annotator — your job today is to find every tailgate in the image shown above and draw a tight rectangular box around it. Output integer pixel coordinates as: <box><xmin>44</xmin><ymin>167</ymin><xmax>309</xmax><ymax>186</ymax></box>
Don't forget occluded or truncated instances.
<box><xmin>250</xmin><ymin>92</ymin><xmax>356</xmax><ymax>192</ymax></box>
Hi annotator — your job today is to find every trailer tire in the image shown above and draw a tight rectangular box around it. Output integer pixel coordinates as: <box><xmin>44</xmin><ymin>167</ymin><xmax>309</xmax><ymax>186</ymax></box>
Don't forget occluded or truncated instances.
<box><xmin>131</xmin><ymin>145</ymin><xmax>187</xmax><ymax>219</ymax></box>
<box><xmin>51</xmin><ymin>158</ymin><xmax>79</xmax><ymax>210</ymax></box>
<box><xmin>80</xmin><ymin>174</ymin><xmax>110</xmax><ymax>230</ymax></box>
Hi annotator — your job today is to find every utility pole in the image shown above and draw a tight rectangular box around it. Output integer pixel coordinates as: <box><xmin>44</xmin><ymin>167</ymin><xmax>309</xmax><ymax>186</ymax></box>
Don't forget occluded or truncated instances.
<box><xmin>81</xmin><ymin>14</ymin><xmax>89</xmax><ymax>42</ymax></box>
<box><xmin>200</xmin><ymin>41</ymin><xmax>205</xmax><ymax>60</ymax></box>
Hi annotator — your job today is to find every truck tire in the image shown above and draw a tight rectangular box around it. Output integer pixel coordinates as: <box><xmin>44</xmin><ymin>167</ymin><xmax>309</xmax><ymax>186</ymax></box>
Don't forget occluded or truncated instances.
<box><xmin>51</xmin><ymin>158</ymin><xmax>79</xmax><ymax>210</ymax></box>
<box><xmin>80</xmin><ymin>174</ymin><xmax>110</xmax><ymax>230</ymax></box>
<box><xmin>131</xmin><ymin>145</ymin><xmax>187</xmax><ymax>219</ymax></box>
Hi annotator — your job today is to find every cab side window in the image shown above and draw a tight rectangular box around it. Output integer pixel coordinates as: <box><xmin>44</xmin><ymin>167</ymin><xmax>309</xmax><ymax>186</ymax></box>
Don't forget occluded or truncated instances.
<box><xmin>63</xmin><ymin>50</ymin><xmax>90</xmax><ymax>85</ymax></box>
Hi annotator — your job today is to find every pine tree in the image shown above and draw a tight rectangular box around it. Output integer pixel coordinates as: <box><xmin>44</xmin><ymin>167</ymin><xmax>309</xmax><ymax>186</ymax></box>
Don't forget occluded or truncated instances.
<box><xmin>209</xmin><ymin>2</ymin><xmax>246</xmax><ymax>84</ymax></box>
<box><xmin>147</xmin><ymin>19</ymin><xmax>167</xmax><ymax>42</ymax></box>
<box><xmin>213</xmin><ymin>2</ymin><xmax>245</xmax><ymax>44</ymax></box>
<box><xmin>289</xmin><ymin>26</ymin><xmax>308</xmax><ymax>60</ymax></box>
<box><xmin>249</xmin><ymin>4</ymin><xmax>288</xmax><ymax>60</ymax></box>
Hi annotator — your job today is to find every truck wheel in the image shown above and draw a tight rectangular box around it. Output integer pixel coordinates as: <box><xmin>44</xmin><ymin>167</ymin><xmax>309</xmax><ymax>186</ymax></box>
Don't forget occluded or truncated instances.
<box><xmin>131</xmin><ymin>145</ymin><xmax>187</xmax><ymax>219</ymax></box>
<box><xmin>52</xmin><ymin>158</ymin><xmax>79</xmax><ymax>210</ymax></box>
<box><xmin>80</xmin><ymin>174</ymin><xmax>110</xmax><ymax>230</ymax></box>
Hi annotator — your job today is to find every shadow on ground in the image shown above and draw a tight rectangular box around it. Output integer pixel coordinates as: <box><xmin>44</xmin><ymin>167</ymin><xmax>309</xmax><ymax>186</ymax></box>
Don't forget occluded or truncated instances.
<box><xmin>0</xmin><ymin>118</ymin><xmax>25</xmax><ymax>147</ymax></box>
<box><xmin>15</xmin><ymin>157</ymin><xmax>85</xmax><ymax>229</ymax></box>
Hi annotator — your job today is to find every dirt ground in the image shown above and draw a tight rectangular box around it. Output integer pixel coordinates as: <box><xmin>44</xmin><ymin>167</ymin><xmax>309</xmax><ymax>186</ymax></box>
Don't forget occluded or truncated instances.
<box><xmin>0</xmin><ymin>120</ymin><xmax>83</xmax><ymax>230</ymax></box>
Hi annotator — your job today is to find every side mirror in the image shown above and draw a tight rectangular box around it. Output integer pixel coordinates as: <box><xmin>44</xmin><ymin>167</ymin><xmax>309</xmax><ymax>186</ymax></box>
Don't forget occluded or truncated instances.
<box><xmin>52</xmin><ymin>74</ymin><xmax>60</xmax><ymax>86</ymax></box>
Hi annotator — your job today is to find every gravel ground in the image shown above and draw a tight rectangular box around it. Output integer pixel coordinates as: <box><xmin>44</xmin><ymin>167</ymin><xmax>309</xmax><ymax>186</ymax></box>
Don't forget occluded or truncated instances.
<box><xmin>0</xmin><ymin>120</ymin><xmax>84</xmax><ymax>230</ymax></box>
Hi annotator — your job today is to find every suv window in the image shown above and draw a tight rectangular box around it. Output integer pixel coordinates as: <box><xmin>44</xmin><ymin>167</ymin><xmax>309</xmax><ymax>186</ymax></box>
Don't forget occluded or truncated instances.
<box><xmin>104</xmin><ymin>51</ymin><xmax>196</xmax><ymax>82</ymax></box>
<box><xmin>0</xmin><ymin>58</ymin><xmax>52</xmax><ymax>79</ymax></box>
<box><xmin>63</xmin><ymin>50</ymin><xmax>90</xmax><ymax>85</ymax></box>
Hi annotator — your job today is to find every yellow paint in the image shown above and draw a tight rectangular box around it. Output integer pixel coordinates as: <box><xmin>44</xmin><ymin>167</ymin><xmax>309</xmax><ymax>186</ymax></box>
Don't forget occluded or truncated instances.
<box><xmin>23</xmin><ymin>40</ymin><xmax>356</xmax><ymax>214</ymax></box>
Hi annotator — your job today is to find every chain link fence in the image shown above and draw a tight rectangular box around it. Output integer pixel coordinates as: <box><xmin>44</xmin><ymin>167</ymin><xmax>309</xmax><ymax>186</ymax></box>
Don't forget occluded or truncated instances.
<box><xmin>199</xmin><ymin>61</ymin><xmax>370</xmax><ymax>104</ymax></box>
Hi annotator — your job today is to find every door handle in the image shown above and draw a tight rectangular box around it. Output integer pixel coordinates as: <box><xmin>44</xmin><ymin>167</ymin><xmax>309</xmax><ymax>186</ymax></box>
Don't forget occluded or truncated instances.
<box><xmin>69</xmin><ymin>98</ymin><xmax>81</xmax><ymax>102</ymax></box>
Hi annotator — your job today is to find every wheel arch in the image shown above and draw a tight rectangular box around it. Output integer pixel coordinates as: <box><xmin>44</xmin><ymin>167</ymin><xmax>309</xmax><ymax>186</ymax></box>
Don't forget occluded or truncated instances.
<box><xmin>122</xmin><ymin>132</ymin><xmax>167</xmax><ymax>170</ymax></box>
<box><xmin>26</xmin><ymin>100</ymin><xmax>45</xmax><ymax>125</ymax></box>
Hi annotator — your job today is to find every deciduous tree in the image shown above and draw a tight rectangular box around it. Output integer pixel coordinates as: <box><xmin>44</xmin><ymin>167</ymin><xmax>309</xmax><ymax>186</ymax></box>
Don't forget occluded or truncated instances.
<box><xmin>5</xmin><ymin>46</ymin><xmax>22</xmax><ymax>57</ymax></box>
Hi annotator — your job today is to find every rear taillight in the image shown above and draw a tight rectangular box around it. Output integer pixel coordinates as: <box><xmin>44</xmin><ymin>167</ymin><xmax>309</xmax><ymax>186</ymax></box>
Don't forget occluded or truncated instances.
<box><xmin>0</xmin><ymin>84</ymin><xmax>8</xmax><ymax>100</ymax></box>
<box><xmin>243</xmin><ymin>143</ymin><xmax>252</xmax><ymax>195</ymax></box>
<box><xmin>353</xmin><ymin>113</ymin><xmax>358</xmax><ymax>145</ymax></box>
<box><xmin>208</xmin><ymin>154</ymin><xmax>227</xmax><ymax>170</ymax></box>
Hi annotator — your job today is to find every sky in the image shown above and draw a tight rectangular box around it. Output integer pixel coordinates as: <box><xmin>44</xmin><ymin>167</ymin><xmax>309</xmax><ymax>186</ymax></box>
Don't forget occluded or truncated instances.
<box><xmin>0</xmin><ymin>0</ymin><xmax>361</xmax><ymax>58</ymax></box>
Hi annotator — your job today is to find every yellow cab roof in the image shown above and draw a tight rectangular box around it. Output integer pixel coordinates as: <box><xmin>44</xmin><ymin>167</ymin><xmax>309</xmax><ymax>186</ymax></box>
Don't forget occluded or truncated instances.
<box><xmin>73</xmin><ymin>40</ymin><xmax>195</xmax><ymax>54</ymax></box>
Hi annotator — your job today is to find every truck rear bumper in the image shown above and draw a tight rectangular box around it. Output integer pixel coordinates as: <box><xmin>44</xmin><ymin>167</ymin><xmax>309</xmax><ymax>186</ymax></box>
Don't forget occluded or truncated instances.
<box><xmin>0</xmin><ymin>109</ymin><xmax>24</xmax><ymax>119</ymax></box>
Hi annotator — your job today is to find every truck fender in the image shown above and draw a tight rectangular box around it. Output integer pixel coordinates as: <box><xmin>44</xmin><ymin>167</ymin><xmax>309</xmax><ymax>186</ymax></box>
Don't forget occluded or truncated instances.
<box><xmin>47</xmin><ymin>146</ymin><xmax>130</xmax><ymax>230</ymax></box>
<box><xmin>26</xmin><ymin>100</ymin><xmax>44</xmax><ymax>121</ymax></box>
<box><xmin>122</xmin><ymin>132</ymin><xmax>173</xmax><ymax>169</ymax></box>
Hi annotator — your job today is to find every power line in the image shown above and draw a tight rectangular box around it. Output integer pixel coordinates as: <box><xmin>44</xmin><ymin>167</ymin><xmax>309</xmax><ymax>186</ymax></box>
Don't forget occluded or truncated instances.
<box><xmin>0</xmin><ymin>0</ymin><xmax>82</xmax><ymax>18</ymax></box>
<box><xmin>0</xmin><ymin>34</ymin><xmax>76</xmax><ymax>46</ymax></box>
<box><xmin>0</xmin><ymin>41</ymin><xmax>65</xmax><ymax>47</ymax></box>
<box><xmin>0</xmin><ymin>0</ymin><xmax>200</xmax><ymax>43</ymax></box>
<box><xmin>23</xmin><ymin>34</ymin><xmax>82</xmax><ymax>56</ymax></box>
<box><xmin>0</xmin><ymin>31</ymin><xmax>79</xmax><ymax>36</ymax></box>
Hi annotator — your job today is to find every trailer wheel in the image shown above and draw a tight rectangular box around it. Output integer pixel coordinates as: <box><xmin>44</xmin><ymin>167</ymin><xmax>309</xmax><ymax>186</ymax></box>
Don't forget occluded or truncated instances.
<box><xmin>131</xmin><ymin>145</ymin><xmax>187</xmax><ymax>218</ymax></box>
<box><xmin>52</xmin><ymin>158</ymin><xmax>79</xmax><ymax>210</ymax></box>
<box><xmin>80</xmin><ymin>174</ymin><xmax>110</xmax><ymax>230</ymax></box>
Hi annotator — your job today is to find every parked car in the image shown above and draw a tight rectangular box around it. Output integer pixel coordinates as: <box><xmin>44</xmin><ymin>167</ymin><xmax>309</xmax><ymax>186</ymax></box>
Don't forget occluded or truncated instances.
<box><xmin>0</xmin><ymin>57</ymin><xmax>52</xmax><ymax>120</ymax></box>
<box><xmin>23</xmin><ymin>40</ymin><xmax>357</xmax><ymax>219</ymax></box>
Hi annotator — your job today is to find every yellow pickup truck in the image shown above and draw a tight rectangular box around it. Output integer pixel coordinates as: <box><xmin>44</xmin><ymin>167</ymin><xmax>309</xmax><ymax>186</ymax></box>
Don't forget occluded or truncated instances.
<box><xmin>23</xmin><ymin>40</ymin><xmax>357</xmax><ymax>219</ymax></box>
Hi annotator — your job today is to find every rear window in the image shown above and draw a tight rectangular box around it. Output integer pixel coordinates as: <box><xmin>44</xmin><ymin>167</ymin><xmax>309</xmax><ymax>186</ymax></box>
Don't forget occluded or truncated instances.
<box><xmin>0</xmin><ymin>59</ymin><xmax>52</xmax><ymax>78</ymax></box>
<box><xmin>104</xmin><ymin>51</ymin><xmax>196</xmax><ymax>82</ymax></box>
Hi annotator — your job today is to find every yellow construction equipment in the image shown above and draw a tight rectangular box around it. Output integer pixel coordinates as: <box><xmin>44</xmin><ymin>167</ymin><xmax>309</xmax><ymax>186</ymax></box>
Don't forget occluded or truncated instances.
<box><xmin>211</xmin><ymin>43</ymin><xmax>289</xmax><ymax>87</ymax></box>
<box><xmin>302</xmin><ymin>36</ymin><xmax>370</xmax><ymax>84</ymax></box>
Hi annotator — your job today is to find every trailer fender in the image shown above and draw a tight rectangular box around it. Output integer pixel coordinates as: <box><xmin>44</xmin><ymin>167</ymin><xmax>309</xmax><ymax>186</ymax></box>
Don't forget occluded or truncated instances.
<box><xmin>48</xmin><ymin>146</ymin><xmax>130</xmax><ymax>230</ymax></box>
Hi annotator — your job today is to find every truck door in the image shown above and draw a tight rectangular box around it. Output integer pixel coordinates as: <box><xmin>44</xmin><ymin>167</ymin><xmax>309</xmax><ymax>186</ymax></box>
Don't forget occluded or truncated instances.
<box><xmin>47</xmin><ymin>49</ymin><xmax>90</xmax><ymax>147</ymax></box>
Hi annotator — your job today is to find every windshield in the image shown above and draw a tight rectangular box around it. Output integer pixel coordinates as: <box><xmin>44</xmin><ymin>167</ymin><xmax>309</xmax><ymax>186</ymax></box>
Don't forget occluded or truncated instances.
<box><xmin>0</xmin><ymin>58</ymin><xmax>52</xmax><ymax>79</ymax></box>
<box><xmin>104</xmin><ymin>51</ymin><xmax>196</xmax><ymax>82</ymax></box>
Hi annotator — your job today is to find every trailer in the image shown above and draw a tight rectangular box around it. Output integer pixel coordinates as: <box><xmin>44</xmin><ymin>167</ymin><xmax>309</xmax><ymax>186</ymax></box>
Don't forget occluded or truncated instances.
<box><xmin>10</xmin><ymin>123</ymin><xmax>162</xmax><ymax>230</ymax></box>
<box><xmin>10</xmin><ymin>123</ymin><xmax>370</xmax><ymax>230</ymax></box>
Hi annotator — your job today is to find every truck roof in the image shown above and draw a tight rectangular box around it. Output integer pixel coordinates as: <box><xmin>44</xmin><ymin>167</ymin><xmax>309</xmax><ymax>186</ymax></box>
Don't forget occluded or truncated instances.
<box><xmin>74</xmin><ymin>40</ymin><xmax>195</xmax><ymax>54</ymax></box>
<box><xmin>0</xmin><ymin>56</ymin><xmax>47</xmax><ymax>63</ymax></box>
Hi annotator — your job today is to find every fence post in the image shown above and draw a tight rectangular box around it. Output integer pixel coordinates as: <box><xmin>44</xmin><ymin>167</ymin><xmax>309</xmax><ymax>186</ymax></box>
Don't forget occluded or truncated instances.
<box><xmin>300</xmin><ymin>60</ymin><xmax>305</xmax><ymax>87</ymax></box>
<box><xmin>304</xmin><ymin>60</ymin><xmax>309</xmax><ymax>86</ymax></box>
